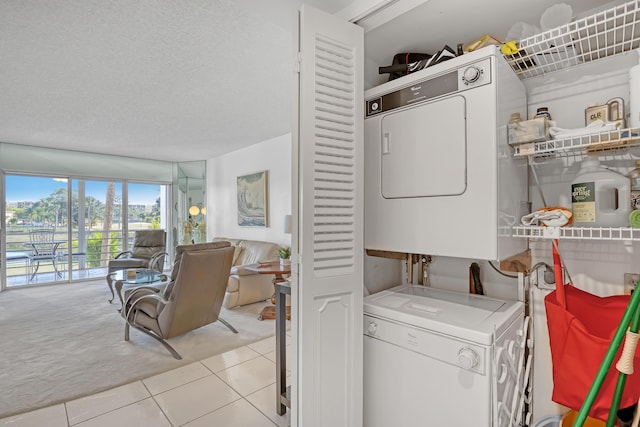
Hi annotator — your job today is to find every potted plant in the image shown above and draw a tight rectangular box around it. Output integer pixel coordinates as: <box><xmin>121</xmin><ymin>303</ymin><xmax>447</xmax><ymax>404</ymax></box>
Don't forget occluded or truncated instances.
<box><xmin>278</xmin><ymin>246</ymin><xmax>291</xmax><ymax>267</ymax></box>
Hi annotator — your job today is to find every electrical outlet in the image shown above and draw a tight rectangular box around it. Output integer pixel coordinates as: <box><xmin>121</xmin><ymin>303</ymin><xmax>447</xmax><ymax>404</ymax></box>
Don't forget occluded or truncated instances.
<box><xmin>624</xmin><ymin>273</ymin><xmax>639</xmax><ymax>294</ymax></box>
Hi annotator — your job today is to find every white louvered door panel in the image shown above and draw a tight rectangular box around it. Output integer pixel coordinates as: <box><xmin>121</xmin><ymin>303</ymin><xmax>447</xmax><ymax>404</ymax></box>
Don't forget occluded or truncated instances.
<box><xmin>293</xmin><ymin>5</ymin><xmax>363</xmax><ymax>427</ymax></box>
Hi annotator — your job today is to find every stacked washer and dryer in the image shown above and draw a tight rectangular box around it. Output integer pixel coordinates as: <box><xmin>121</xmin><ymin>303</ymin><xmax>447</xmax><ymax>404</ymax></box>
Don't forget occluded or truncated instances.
<box><xmin>363</xmin><ymin>46</ymin><xmax>530</xmax><ymax>426</ymax></box>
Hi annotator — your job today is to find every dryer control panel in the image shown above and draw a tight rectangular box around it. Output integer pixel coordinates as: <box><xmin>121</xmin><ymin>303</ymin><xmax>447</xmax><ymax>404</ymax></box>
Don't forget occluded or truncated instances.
<box><xmin>365</xmin><ymin>58</ymin><xmax>491</xmax><ymax>117</ymax></box>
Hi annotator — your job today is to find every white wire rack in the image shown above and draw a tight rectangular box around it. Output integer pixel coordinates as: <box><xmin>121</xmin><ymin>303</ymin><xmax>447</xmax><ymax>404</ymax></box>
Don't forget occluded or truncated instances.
<box><xmin>513</xmin><ymin>225</ymin><xmax>640</xmax><ymax>240</ymax></box>
<box><xmin>512</xmin><ymin>127</ymin><xmax>640</xmax><ymax>157</ymax></box>
<box><xmin>504</xmin><ymin>0</ymin><xmax>640</xmax><ymax>79</ymax></box>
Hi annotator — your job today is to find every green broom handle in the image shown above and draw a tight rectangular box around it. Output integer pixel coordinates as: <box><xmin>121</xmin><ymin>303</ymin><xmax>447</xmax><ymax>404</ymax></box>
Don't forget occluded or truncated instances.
<box><xmin>573</xmin><ymin>286</ymin><xmax>640</xmax><ymax>427</ymax></box>
<box><xmin>606</xmin><ymin>298</ymin><xmax>640</xmax><ymax>426</ymax></box>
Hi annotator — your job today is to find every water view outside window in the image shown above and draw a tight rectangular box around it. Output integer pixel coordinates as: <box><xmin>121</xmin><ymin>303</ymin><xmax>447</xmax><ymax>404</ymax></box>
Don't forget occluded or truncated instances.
<box><xmin>3</xmin><ymin>175</ymin><xmax>166</xmax><ymax>287</ymax></box>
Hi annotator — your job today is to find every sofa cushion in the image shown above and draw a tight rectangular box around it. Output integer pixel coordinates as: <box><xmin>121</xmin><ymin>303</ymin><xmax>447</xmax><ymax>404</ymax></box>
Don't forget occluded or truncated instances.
<box><xmin>213</xmin><ymin>237</ymin><xmax>242</xmax><ymax>247</ymax></box>
<box><xmin>230</xmin><ymin>264</ymin><xmax>259</xmax><ymax>276</ymax></box>
<box><xmin>213</xmin><ymin>237</ymin><xmax>244</xmax><ymax>265</ymax></box>
<box><xmin>236</xmin><ymin>240</ymin><xmax>279</xmax><ymax>265</ymax></box>
<box><xmin>232</xmin><ymin>246</ymin><xmax>243</xmax><ymax>265</ymax></box>
<box><xmin>227</xmin><ymin>275</ymin><xmax>240</xmax><ymax>292</ymax></box>
<box><xmin>214</xmin><ymin>238</ymin><xmax>282</xmax><ymax>309</ymax></box>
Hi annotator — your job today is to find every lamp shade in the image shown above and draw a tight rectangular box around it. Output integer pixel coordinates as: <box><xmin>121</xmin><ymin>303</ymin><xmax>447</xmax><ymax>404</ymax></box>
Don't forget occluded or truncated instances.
<box><xmin>283</xmin><ymin>214</ymin><xmax>292</xmax><ymax>234</ymax></box>
<box><xmin>189</xmin><ymin>205</ymin><xmax>200</xmax><ymax>216</ymax></box>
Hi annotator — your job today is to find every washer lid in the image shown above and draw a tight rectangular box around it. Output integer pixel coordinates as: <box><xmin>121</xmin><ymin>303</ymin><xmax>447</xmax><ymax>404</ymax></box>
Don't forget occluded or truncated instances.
<box><xmin>363</xmin><ymin>284</ymin><xmax>523</xmax><ymax>345</ymax></box>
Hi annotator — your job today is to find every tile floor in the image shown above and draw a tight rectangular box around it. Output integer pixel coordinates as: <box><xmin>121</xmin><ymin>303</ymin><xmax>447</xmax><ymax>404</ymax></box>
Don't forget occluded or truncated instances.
<box><xmin>0</xmin><ymin>335</ymin><xmax>292</xmax><ymax>427</ymax></box>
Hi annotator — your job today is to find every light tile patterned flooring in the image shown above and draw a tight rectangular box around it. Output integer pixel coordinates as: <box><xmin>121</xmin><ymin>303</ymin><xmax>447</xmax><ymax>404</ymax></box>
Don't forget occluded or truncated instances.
<box><xmin>0</xmin><ymin>336</ymin><xmax>292</xmax><ymax>427</ymax></box>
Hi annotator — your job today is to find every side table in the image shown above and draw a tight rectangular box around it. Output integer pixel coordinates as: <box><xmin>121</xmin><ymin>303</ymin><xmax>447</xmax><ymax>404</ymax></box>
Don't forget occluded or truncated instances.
<box><xmin>247</xmin><ymin>262</ymin><xmax>292</xmax><ymax>414</ymax></box>
<box><xmin>275</xmin><ymin>280</ymin><xmax>291</xmax><ymax>415</ymax></box>
<box><xmin>246</xmin><ymin>262</ymin><xmax>291</xmax><ymax>321</ymax></box>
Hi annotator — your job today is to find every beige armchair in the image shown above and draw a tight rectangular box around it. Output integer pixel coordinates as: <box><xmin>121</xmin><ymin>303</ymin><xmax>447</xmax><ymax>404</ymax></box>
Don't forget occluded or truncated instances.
<box><xmin>108</xmin><ymin>230</ymin><xmax>167</xmax><ymax>273</ymax></box>
<box><xmin>122</xmin><ymin>241</ymin><xmax>235</xmax><ymax>359</ymax></box>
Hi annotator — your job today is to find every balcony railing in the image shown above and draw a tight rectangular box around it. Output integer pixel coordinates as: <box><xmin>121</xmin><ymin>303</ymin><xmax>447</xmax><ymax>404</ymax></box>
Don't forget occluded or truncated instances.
<box><xmin>4</xmin><ymin>227</ymin><xmax>132</xmax><ymax>286</ymax></box>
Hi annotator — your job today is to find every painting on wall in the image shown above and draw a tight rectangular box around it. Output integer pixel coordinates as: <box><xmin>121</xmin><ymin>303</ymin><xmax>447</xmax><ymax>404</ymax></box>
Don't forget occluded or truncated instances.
<box><xmin>237</xmin><ymin>170</ymin><xmax>268</xmax><ymax>227</ymax></box>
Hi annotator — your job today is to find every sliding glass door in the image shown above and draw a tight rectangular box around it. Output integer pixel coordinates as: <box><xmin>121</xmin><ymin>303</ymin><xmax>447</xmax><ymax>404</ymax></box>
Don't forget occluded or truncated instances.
<box><xmin>3</xmin><ymin>174</ymin><xmax>168</xmax><ymax>287</ymax></box>
<box><xmin>4</xmin><ymin>175</ymin><xmax>68</xmax><ymax>286</ymax></box>
<box><xmin>69</xmin><ymin>179</ymin><xmax>124</xmax><ymax>281</ymax></box>
<box><xmin>119</xmin><ymin>181</ymin><xmax>167</xmax><ymax>268</ymax></box>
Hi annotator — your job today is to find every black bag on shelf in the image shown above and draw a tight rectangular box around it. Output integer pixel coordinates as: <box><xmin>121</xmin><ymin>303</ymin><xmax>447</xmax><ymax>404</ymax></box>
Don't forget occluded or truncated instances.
<box><xmin>378</xmin><ymin>46</ymin><xmax>459</xmax><ymax>81</ymax></box>
<box><xmin>378</xmin><ymin>52</ymin><xmax>431</xmax><ymax>81</ymax></box>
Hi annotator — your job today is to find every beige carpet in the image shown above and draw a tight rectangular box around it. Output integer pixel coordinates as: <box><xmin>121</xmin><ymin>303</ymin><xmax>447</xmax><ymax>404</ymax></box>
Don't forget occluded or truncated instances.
<box><xmin>0</xmin><ymin>279</ymin><xmax>276</xmax><ymax>419</ymax></box>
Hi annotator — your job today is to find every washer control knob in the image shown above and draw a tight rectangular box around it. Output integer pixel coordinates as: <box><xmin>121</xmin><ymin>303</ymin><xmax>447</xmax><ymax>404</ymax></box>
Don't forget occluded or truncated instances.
<box><xmin>458</xmin><ymin>347</ymin><xmax>479</xmax><ymax>369</ymax></box>
<box><xmin>367</xmin><ymin>321</ymin><xmax>378</xmax><ymax>335</ymax></box>
<box><xmin>462</xmin><ymin>66</ymin><xmax>482</xmax><ymax>84</ymax></box>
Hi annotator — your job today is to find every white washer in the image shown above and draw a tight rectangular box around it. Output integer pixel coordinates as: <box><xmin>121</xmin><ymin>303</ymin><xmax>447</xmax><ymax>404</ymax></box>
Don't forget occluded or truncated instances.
<box><xmin>363</xmin><ymin>284</ymin><xmax>525</xmax><ymax>427</ymax></box>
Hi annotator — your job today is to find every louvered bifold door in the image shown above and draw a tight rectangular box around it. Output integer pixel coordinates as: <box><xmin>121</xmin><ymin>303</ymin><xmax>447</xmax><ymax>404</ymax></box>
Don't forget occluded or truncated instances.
<box><xmin>294</xmin><ymin>5</ymin><xmax>364</xmax><ymax>427</ymax></box>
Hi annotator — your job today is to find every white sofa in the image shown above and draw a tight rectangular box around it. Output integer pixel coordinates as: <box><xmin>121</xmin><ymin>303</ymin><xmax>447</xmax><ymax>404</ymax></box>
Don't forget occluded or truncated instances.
<box><xmin>214</xmin><ymin>237</ymin><xmax>280</xmax><ymax>309</ymax></box>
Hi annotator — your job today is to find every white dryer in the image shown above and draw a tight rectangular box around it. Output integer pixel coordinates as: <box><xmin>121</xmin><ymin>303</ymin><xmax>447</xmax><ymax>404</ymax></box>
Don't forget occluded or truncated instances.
<box><xmin>363</xmin><ymin>284</ymin><xmax>527</xmax><ymax>427</ymax></box>
<box><xmin>364</xmin><ymin>46</ymin><xmax>528</xmax><ymax>260</ymax></box>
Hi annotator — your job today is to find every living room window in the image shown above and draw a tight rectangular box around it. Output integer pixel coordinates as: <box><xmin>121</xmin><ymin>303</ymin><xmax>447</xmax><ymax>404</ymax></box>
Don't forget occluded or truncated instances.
<box><xmin>2</xmin><ymin>174</ymin><xmax>168</xmax><ymax>288</ymax></box>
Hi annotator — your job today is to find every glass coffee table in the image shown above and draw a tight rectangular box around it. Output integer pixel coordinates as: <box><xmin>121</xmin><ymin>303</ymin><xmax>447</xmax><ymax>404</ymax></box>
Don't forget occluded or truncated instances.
<box><xmin>106</xmin><ymin>268</ymin><xmax>167</xmax><ymax>308</ymax></box>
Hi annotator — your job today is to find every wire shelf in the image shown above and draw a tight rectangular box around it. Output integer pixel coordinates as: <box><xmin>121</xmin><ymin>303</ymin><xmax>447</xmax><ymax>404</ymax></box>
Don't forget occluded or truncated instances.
<box><xmin>513</xmin><ymin>225</ymin><xmax>640</xmax><ymax>240</ymax></box>
<box><xmin>512</xmin><ymin>127</ymin><xmax>640</xmax><ymax>157</ymax></box>
<box><xmin>504</xmin><ymin>0</ymin><xmax>640</xmax><ymax>79</ymax></box>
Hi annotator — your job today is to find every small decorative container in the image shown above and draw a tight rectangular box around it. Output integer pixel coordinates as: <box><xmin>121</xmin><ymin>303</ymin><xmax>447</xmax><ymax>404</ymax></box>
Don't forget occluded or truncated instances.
<box><xmin>280</xmin><ymin>258</ymin><xmax>291</xmax><ymax>267</ymax></box>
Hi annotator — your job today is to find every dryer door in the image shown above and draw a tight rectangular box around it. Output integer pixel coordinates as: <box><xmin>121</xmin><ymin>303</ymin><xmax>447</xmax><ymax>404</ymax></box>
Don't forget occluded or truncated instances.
<box><xmin>381</xmin><ymin>95</ymin><xmax>466</xmax><ymax>199</ymax></box>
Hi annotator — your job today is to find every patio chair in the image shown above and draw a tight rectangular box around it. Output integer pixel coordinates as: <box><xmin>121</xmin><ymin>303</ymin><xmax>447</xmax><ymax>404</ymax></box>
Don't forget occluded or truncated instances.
<box><xmin>27</xmin><ymin>228</ymin><xmax>63</xmax><ymax>281</ymax></box>
<box><xmin>121</xmin><ymin>241</ymin><xmax>236</xmax><ymax>359</ymax></box>
<box><xmin>108</xmin><ymin>230</ymin><xmax>167</xmax><ymax>273</ymax></box>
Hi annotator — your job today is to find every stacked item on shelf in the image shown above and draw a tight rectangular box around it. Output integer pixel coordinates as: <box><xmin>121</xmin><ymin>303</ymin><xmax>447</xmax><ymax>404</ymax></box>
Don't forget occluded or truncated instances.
<box><xmin>377</xmin><ymin>45</ymin><xmax>457</xmax><ymax>81</ymax></box>
<box><xmin>509</xmin><ymin>117</ymin><xmax>550</xmax><ymax>147</ymax></box>
<box><xmin>377</xmin><ymin>52</ymin><xmax>432</xmax><ymax>81</ymax></box>
<box><xmin>509</xmin><ymin>100</ymin><xmax>634</xmax><ymax>156</ymax></box>
<box><xmin>549</xmin><ymin>120</ymin><xmax>619</xmax><ymax>140</ymax></box>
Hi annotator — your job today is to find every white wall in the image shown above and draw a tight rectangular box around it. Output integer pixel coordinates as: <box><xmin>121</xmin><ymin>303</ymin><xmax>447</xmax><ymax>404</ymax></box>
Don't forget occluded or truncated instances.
<box><xmin>206</xmin><ymin>133</ymin><xmax>292</xmax><ymax>248</ymax></box>
<box><xmin>363</xmin><ymin>254</ymin><xmax>403</xmax><ymax>295</ymax></box>
<box><xmin>363</xmin><ymin>255</ymin><xmax>521</xmax><ymax>300</ymax></box>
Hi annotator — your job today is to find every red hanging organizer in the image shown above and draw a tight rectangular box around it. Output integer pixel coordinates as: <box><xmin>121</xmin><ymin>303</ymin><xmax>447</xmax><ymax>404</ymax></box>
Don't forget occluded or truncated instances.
<box><xmin>544</xmin><ymin>240</ymin><xmax>640</xmax><ymax>421</ymax></box>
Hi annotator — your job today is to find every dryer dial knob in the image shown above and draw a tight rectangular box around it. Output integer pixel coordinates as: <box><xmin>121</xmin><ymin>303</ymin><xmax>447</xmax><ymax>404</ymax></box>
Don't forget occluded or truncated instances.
<box><xmin>458</xmin><ymin>347</ymin><xmax>479</xmax><ymax>369</ymax></box>
<box><xmin>367</xmin><ymin>321</ymin><xmax>377</xmax><ymax>335</ymax></box>
<box><xmin>462</xmin><ymin>66</ymin><xmax>482</xmax><ymax>84</ymax></box>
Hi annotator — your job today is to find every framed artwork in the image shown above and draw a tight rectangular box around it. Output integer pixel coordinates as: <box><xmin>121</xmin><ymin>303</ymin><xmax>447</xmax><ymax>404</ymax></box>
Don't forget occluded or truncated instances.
<box><xmin>237</xmin><ymin>170</ymin><xmax>268</xmax><ymax>227</ymax></box>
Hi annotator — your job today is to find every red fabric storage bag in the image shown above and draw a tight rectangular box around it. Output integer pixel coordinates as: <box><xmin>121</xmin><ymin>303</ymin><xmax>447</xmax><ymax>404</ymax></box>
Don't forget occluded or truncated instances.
<box><xmin>544</xmin><ymin>241</ymin><xmax>640</xmax><ymax>422</ymax></box>
<box><xmin>544</xmin><ymin>285</ymin><xmax>640</xmax><ymax>421</ymax></box>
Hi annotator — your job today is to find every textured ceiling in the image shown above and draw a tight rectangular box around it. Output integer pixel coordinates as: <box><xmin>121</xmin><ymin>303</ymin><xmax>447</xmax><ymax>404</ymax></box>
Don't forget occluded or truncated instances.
<box><xmin>0</xmin><ymin>0</ymin><xmax>348</xmax><ymax>162</ymax></box>
<box><xmin>0</xmin><ymin>0</ymin><xmax>622</xmax><ymax>162</ymax></box>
